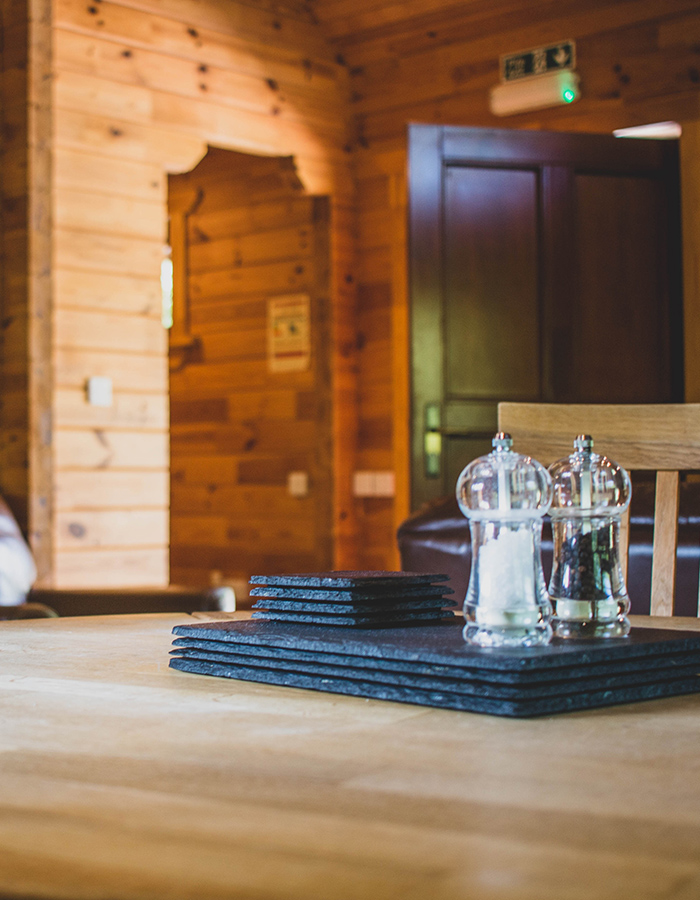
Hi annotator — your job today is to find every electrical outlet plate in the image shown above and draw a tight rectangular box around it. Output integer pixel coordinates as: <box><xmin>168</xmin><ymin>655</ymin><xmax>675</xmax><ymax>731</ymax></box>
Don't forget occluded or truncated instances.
<box><xmin>86</xmin><ymin>376</ymin><xmax>113</xmax><ymax>407</ymax></box>
<box><xmin>288</xmin><ymin>471</ymin><xmax>309</xmax><ymax>497</ymax></box>
<box><xmin>352</xmin><ymin>471</ymin><xmax>396</xmax><ymax>498</ymax></box>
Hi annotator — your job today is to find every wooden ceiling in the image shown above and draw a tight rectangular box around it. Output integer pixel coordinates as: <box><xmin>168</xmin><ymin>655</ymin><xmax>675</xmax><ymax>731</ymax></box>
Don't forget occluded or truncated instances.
<box><xmin>311</xmin><ymin>0</ymin><xmax>534</xmax><ymax>41</ymax></box>
<box><xmin>308</xmin><ymin>0</ymin><xmax>617</xmax><ymax>57</ymax></box>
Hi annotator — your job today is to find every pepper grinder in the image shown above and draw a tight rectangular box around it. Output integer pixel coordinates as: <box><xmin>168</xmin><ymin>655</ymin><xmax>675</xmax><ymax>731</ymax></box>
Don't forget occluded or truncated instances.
<box><xmin>548</xmin><ymin>435</ymin><xmax>631</xmax><ymax>639</ymax></box>
<box><xmin>456</xmin><ymin>433</ymin><xmax>553</xmax><ymax>648</ymax></box>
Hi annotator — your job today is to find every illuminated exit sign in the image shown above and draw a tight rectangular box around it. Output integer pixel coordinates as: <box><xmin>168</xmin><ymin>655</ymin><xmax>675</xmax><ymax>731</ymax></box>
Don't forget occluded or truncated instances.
<box><xmin>501</xmin><ymin>41</ymin><xmax>576</xmax><ymax>83</ymax></box>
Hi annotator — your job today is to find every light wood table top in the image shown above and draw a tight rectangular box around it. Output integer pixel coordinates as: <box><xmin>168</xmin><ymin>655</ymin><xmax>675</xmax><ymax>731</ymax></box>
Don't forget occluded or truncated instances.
<box><xmin>1</xmin><ymin>612</ymin><xmax>700</xmax><ymax>900</ymax></box>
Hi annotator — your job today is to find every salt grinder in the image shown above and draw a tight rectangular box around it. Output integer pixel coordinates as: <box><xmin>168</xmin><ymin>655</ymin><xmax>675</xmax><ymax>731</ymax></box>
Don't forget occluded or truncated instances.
<box><xmin>548</xmin><ymin>435</ymin><xmax>631</xmax><ymax>639</ymax></box>
<box><xmin>456</xmin><ymin>432</ymin><xmax>553</xmax><ymax>648</ymax></box>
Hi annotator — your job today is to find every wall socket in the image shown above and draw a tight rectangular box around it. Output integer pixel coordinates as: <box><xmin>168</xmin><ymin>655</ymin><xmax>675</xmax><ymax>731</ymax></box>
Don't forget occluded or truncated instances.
<box><xmin>287</xmin><ymin>471</ymin><xmax>309</xmax><ymax>497</ymax></box>
<box><xmin>352</xmin><ymin>470</ymin><xmax>396</xmax><ymax>498</ymax></box>
<box><xmin>86</xmin><ymin>376</ymin><xmax>113</xmax><ymax>407</ymax></box>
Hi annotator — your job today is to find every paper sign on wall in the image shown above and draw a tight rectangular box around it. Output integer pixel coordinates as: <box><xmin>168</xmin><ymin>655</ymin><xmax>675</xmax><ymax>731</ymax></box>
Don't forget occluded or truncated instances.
<box><xmin>268</xmin><ymin>294</ymin><xmax>310</xmax><ymax>373</ymax></box>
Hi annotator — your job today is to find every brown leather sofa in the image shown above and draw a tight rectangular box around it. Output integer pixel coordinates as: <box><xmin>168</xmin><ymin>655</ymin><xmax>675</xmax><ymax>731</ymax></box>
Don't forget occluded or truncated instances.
<box><xmin>398</xmin><ymin>478</ymin><xmax>700</xmax><ymax>617</ymax></box>
<box><xmin>0</xmin><ymin>495</ymin><xmax>226</xmax><ymax>618</ymax></box>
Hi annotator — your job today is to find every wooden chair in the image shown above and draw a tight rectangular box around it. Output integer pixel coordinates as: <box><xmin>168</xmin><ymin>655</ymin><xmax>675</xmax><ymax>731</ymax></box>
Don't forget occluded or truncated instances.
<box><xmin>497</xmin><ymin>403</ymin><xmax>700</xmax><ymax>617</ymax></box>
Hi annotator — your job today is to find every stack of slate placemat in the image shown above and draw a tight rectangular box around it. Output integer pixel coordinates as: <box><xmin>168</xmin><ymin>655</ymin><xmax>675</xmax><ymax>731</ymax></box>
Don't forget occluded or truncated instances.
<box><xmin>248</xmin><ymin>571</ymin><xmax>456</xmax><ymax>627</ymax></box>
<box><xmin>169</xmin><ymin>613</ymin><xmax>700</xmax><ymax>718</ymax></box>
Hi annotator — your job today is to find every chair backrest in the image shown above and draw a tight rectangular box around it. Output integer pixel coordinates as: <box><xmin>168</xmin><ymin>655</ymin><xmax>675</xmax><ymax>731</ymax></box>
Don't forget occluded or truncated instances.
<box><xmin>497</xmin><ymin>403</ymin><xmax>700</xmax><ymax>617</ymax></box>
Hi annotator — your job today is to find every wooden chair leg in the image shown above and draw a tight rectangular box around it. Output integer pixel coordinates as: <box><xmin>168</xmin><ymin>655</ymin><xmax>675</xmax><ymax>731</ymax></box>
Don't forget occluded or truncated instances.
<box><xmin>619</xmin><ymin>507</ymin><xmax>630</xmax><ymax>585</ymax></box>
<box><xmin>650</xmin><ymin>471</ymin><xmax>680</xmax><ymax>617</ymax></box>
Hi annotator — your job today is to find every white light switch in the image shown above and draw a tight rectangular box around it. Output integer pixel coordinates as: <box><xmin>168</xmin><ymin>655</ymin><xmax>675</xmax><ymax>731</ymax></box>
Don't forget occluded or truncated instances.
<box><xmin>288</xmin><ymin>471</ymin><xmax>309</xmax><ymax>497</ymax></box>
<box><xmin>86</xmin><ymin>376</ymin><xmax>113</xmax><ymax>407</ymax></box>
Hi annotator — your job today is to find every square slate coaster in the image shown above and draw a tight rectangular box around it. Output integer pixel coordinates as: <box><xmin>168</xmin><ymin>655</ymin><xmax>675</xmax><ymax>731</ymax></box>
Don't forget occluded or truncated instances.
<box><xmin>250</xmin><ymin>608</ymin><xmax>454</xmax><ymax>627</ymax></box>
<box><xmin>249</xmin><ymin>585</ymin><xmax>454</xmax><ymax>601</ymax></box>
<box><xmin>252</xmin><ymin>597</ymin><xmax>458</xmax><ymax>614</ymax></box>
<box><xmin>168</xmin><ymin>655</ymin><xmax>700</xmax><ymax>718</ymax></box>
<box><xmin>249</xmin><ymin>571</ymin><xmax>450</xmax><ymax>588</ymax></box>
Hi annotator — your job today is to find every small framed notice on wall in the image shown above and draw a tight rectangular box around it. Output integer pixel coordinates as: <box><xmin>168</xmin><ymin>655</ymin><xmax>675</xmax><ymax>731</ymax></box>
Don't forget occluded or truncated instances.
<box><xmin>267</xmin><ymin>294</ymin><xmax>311</xmax><ymax>373</ymax></box>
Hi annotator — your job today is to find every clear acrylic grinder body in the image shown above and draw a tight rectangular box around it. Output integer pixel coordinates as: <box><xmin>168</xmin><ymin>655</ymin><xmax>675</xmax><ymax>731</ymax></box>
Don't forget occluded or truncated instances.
<box><xmin>456</xmin><ymin>433</ymin><xmax>553</xmax><ymax>648</ymax></box>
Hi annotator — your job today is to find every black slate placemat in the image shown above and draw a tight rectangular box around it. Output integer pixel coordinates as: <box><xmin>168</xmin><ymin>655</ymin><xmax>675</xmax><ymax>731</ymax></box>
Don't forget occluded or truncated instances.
<box><xmin>168</xmin><ymin>655</ymin><xmax>700</xmax><ymax>718</ymax></box>
<box><xmin>171</xmin><ymin>634</ymin><xmax>700</xmax><ymax>685</ymax></box>
<box><xmin>172</xmin><ymin>618</ymin><xmax>700</xmax><ymax>674</ymax></box>
<box><xmin>170</xmin><ymin>645</ymin><xmax>700</xmax><ymax>701</ymax></box>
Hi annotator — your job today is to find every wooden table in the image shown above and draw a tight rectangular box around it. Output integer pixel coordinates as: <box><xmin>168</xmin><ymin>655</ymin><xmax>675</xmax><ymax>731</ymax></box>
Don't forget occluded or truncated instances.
<box><xmin>1</xmin><ymin>613</ymin><xmax>700</xmax><ymax>900</ymax></box>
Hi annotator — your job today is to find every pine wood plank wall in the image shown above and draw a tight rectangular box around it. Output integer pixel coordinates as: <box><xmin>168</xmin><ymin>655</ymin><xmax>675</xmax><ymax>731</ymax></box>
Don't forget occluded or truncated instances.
<box><xmin>169</xmin><ymin>148</ymin><xmax>333</xmax><ymax>589</ymax></box>
<box><xmin>0</xmin><ymin>0</ymin><xmax>53</xmax><ymax>582</ymax></box>
<box><xmin>0</xmin><ymin>0</ymin><xmax>32</xmax><ymax>534</ymax></box>
<box><xmin>5</xmin><ymin>0</ymin><xmax>700</xmax><ymax>584</ymax></box>
<box><xmin>339</xmin><ymin>0</ymin><xmax>700</xmax><ymax>570</ymax></box>
<box><xmin>49</xmin><ymin>0</ymin><xmax>354</xmax><ymax>587</ymax></box>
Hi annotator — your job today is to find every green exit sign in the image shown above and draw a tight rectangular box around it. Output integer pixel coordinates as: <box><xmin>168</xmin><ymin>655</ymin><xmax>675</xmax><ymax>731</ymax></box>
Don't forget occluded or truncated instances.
<box><xmin>501</xmin><ymin>41</ymin><xmax>576</xmax><ymax>83</ymax></box>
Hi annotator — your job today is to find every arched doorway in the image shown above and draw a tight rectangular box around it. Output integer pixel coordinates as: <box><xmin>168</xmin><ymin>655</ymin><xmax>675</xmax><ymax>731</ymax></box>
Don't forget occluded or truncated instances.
<box><xmin>168</xmin><ymin>148</ymin><xmax>334</xmax><ymax>596</ymax></box>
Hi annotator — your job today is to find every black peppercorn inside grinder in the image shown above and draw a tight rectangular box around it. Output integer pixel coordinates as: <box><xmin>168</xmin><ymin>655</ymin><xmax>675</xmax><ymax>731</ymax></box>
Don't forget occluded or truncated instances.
<box><xmin>548</xmin><ymin>435</ymin><xmax>631</xmax><ymax>639</ymax></box>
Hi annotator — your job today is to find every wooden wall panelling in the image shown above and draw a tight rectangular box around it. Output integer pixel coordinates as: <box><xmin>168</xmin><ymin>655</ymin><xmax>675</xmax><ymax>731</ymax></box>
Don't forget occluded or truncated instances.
<box><xmin>333</xmin><ymin>0</ymin><xmax>700</xmax><ymax>67</ymax></box>
<box><xmin>56</xmin><ymin>508</ymin><xmax>168</xmax><ymax>550</ymax></box>
<box><xmin>54</xmin><ymin>388</ymin><xmax>168</xmax><ymax>429</ymax></box>
<box><xmin>0</xmin><ymin>0</ymin><xmax>357</xmax><ymax>589</ymax></box>
<box><xmin>55</xmin><ymin>108</ymin><xmax>207</xmax><ymax>173</ymax></box>
<box><xmin>42</xmin><ymin>0</ymin><xmax>700</xmax><ymax>583</ymax></box>
<box><xmin>169</xmin><ymin>150</ymin><xmax>336</xmax><ymax>589</ymax></box>
<box><xmin>55</xmin><ymin>349</ymin><xmax>167</xmax><ymax>393</ymax></box>
<box><xmin>54</xmin><ymin>429</ymin><xmax>168</xmax><ymax>470</ymax></box>
<box><xmin>53</xmin><ymin>546</ymin><xmax>169</xmax><ymax>587</ymax></box>
<box><xmin>52</xmin><ymin>136</ymin><xmax>169</xmax><ymax>586</ymax></box>
<box><xmin>54</xmin><ymin>0</ymin><xmax>335</xmax><ymax>86</ymax></box>
<box><xmin>329</xmin><ymin>192</ymin><xmax>360</xmax><ymax>569</ymax></box>
<box><xmin>338</xmin><ymin>1</ymin><xmax>700</xmax><ymax>570</ymax></box>
<box><xmin>54</xmin><ymin>269</ymin><xmax>163</xmax><ymax>316</ymax></box>
<box><xmin>0</xmin><ymin>0</ymin><xmax>54</xmax><ymax>584</ymax></box>
<box><xmin>54</xmin><ymin>146</ymin><xmax>166</xmax><ymax>202</ymax></box>
<box><xmin>54</xmin><ymin>30</ymin><xmax>340</xmax><ymax>130</ymax></box>
<box><xmin>0</xmin><ymin>1</ymin><xmax>30</xmax><ymax>533</ymax></box>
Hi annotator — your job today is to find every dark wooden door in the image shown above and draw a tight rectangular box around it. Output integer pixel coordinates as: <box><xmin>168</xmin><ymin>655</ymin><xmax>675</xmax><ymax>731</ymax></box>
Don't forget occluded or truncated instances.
<box><xmin>409</xmin><ymin>125</ymin><xmax>683</xmax><ymax>508</ymax></box>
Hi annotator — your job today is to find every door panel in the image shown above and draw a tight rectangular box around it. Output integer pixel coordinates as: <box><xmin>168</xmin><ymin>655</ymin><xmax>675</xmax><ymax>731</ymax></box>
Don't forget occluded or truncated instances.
<box><xmin>444</xmin><ymin>166</ymin><xmax>540</xmax><ymax>399</ymax></box>
<box><xmin>409</xmin><ymin>125</ymin><xmax>683</xmax><ymax>509</ymax></box>
<box><xmin>570</xmin><ymin>174</ymin><xmax>671</xmax><ymax>403</ymax></box>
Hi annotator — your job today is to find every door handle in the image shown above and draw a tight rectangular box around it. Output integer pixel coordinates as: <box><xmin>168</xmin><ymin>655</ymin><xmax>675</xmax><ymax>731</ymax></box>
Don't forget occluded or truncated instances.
<box><xmin>424</xmin><ymin>403</ymin><xmax>442</xmax><ymax>478</ymax></box>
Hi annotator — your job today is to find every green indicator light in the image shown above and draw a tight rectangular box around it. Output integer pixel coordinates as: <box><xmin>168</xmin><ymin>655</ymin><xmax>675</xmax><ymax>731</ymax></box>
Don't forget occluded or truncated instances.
<box><xmin>562</xmin><ymin>88</ymin><xmax>576</xmax><ymax>103</ymax></box>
